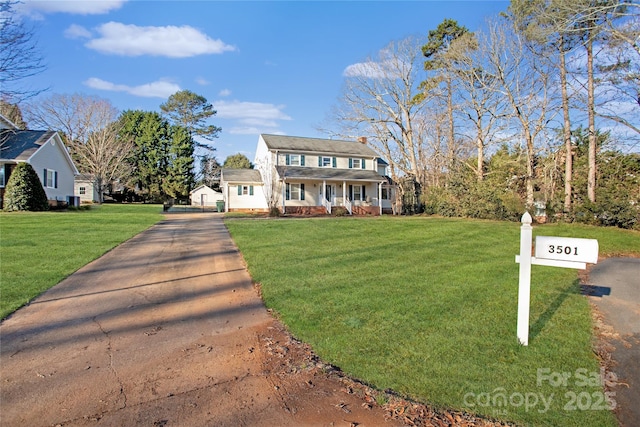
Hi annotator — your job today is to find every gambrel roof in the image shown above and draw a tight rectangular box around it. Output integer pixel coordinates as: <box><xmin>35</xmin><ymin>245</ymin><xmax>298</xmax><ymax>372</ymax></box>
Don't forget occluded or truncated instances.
<box><xmin>261</xmin><ymin>134</ymin><xmax>379</xmax><ymax>157</ymax></box>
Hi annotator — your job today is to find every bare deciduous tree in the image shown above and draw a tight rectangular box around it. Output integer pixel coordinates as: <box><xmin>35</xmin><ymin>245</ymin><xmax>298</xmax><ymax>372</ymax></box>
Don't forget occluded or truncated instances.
<box><xmin>0</xmin><ymin>0</ymin><xmax>46</xmax><ymax>102</ymax></box>
<box><xmin>24</xmin><ymin>93</ymin><xmax>131</xmax><ymax>202</ymax></box>
<box><xmin>327</xmin><ymin>36</ymin><xmax>428</xmax><ymax>187</ymax></box>
<box><xmin>482</xmin><ymin>18</ymin><xmax>559</xmax><ymax>208</ymax></box>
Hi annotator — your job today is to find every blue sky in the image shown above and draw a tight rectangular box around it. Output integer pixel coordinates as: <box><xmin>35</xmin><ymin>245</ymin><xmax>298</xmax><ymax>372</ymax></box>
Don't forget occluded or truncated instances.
<box><xmin>17</xmin><ymin>0</ymin><xmax>510</xmax><ymax>162</ymax></box>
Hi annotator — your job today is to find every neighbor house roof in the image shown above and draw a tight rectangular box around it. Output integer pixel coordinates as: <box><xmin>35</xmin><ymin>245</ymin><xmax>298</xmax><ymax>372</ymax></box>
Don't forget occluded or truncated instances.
<box><xmin>221</xmin><ymin>168</ymin><xmax>263</xmax><ymax>183</ymax></box>
<box><xmin>0</xmin><ymin>114</ymin><xmax>19</xmax><ymax>130</ymax></box>
<box><xmin>276</xmin><ymin>166</ymin><xmax>385</xmax><ymax>182</ymax></box>
<box><xmin>261</xmin><ymin>134</ymin><xmax>379</xmax><ymax>157</ymax></box>
<box><xmin>0</xmin><ymin>130</ymin><xmax>57</xmax><ymax>161</ymax></box>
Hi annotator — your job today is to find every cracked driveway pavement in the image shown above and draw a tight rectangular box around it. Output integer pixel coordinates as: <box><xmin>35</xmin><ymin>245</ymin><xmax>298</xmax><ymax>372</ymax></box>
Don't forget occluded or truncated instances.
<box><xmin>0</xmin><ymin>213</ymin><xmax>400</xmax><ymax>427</ymax></box>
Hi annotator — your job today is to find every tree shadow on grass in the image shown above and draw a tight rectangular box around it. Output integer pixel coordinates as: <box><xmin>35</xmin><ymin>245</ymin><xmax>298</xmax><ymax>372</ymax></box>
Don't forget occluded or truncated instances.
<box><xmin>529</xmin><ymin>279</ymin><xmax>582</xmax><ymax>343</ymax></box>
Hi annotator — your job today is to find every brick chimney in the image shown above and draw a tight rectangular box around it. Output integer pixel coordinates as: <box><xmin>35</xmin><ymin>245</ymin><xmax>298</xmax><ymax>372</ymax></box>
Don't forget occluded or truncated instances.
<box><xmin>357</xmin><ymin>136</ymin><xmax>367</xmax><ymax>144</ymax></box>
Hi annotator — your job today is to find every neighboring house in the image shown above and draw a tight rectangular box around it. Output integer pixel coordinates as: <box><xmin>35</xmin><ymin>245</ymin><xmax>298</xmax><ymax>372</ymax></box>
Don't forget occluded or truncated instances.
<box><xmin>189</xmin><ymin>184</ymin><xmax>223</xmax><ymax>207</ymax></box>
<box><xmin>74</xmin><ymin>174</ymin><xmax>100</xmax><ymax>203</ymax></box>
<box><xmin>0</xmin><ymin>114</ymin><xmax>78</xmax><ymax>209</ymax></box>
<box><xmin>220</xmin><ymin>134</ymin><xmax>396</xmax><ymax>215</ymax></box>
<box><xmin>220</xmin><ymin>168</ymin><xmax>268</xmax><ymax>213</ymax></box>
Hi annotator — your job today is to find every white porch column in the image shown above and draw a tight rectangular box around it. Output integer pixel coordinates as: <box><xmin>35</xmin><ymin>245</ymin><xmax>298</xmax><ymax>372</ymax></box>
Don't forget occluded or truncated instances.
<box><xmin>342</xmin><ymin>180</ymin><xmax>346</xmax><ymax>205</ymax></box>
<box><xmin>281</xmin><ymin>180</ymin><xmax>286</xmax><ymax>213</ymax></box>
<box><xmin>378</xmin><ymin>181</ymin><xmax>382</xmax><ymax>215</ymax></box>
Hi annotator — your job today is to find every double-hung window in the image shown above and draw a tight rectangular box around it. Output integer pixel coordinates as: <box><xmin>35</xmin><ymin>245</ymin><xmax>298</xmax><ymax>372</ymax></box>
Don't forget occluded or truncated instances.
<box><xmin>285</xmin><ymin>183</ymin><xmax>305</xmax><ymax>200</ymax></box>
<box><xmin>238</xmin><ymin>185</ymin><xmax>254</xmax><ymax>196</ymax></box>
<box><xmin>349</xmin><ymin>158</ymin><xmax>366</xmax><ymax>169</ymax></box>
<box><xmin>79</xmin><ymin>186</ymin><xmax>86</xmax><ymax>195</ymax></box>
<box><xmin>285</xmin><ymin>154</ymin><xmax>305</xmax><ymax>166</ymax></box>
<box><xmin>349</xmin><ymin>184</ymin><xmax>366</xmax><ymax>201</ymax></box>
<box><xmin>44</xmin><ymin>169</ymin><xmax>57</xmax><ymax>188</ymax></box>
<box><xmin>381</xmin><ymin>187</ymin><xmax>390</xmax><ymax>200</ymax></box>
<box><xmin>319</xmin><ymin>156</ymin><xmax>336</xmax><ymax>168</ymax></box>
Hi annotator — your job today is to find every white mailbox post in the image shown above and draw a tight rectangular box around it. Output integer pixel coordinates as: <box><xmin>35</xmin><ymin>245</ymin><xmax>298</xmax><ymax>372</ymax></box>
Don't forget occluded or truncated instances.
<box><xmin>515</xmin><ymin>212</ymin><xmax>598</xmax><ymax>345</ymax></box>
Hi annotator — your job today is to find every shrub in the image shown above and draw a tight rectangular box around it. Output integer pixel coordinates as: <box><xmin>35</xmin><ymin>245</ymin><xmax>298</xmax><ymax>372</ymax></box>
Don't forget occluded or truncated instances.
<box><xmin>3</xmin><ymin>163</ymin><xmax>49</xmax><ymax>211</ymax></box>
<box><xmin>269</xmin><ymin>206</ymin><xmax>282</xmax><ymax>217</ymax></box>
<box><xmin>332</xmin><ymin>207</ymin><xmax>348</xmax><ymax>216</ymax></box>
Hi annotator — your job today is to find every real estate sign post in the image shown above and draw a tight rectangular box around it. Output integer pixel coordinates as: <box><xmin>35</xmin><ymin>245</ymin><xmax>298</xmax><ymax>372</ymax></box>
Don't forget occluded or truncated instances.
<box><xmin>515</xmin><ymin>212</ymin><xmax>599</xmax><ymax>346</ymax></box>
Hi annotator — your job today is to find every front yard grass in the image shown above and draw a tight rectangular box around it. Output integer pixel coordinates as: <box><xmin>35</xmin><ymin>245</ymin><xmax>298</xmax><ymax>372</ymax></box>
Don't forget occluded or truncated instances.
<box><xmin>0</xmin><ymin>204</ymin><xmax>163</xmax><ymax>319</ymax></box>
<box><xmin>225</xmin><ymin>216</ymin><xmax>640</xmax><ymax>426</ymax></box>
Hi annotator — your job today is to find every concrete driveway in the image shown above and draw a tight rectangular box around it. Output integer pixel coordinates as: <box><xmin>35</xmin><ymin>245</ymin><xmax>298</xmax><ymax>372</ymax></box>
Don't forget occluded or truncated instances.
<box><xmin>0</xmin><ymin>213</ymin><xmax>400</xmax><ymax>427</ymax></box>
<box><xmin>587</xmin><ymin>257</ymin><xmax>640</xmax><ymax>427</ymax></box>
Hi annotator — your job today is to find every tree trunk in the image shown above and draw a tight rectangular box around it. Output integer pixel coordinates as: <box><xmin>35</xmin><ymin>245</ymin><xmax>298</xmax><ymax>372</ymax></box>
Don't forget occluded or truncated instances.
<box><xmin>476</xmin><ymin>115</ymin><xmax>484</xmax><ymax>181</ymax></box>
<box><xmin>586</xmin><ymin>32</ymin><xmax>597</xmax><ymax>203</ymax></box>
<box><xmin>560</xmin><ymin>38</ymin><xmax>573</xmax><ymax>213</ymax></box>
<box><xmin>447</xmin><ymin>76</ymin><xmax>455</xmax><ymax>170</ymax></box>
<box><xmin>525</xmin><ymin>130</ymin><xmax>535</xmax><ymax>209</ymax></box>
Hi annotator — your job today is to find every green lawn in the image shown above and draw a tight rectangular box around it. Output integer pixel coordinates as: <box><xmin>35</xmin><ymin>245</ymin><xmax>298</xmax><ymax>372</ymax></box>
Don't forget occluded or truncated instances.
<box><xmin>225</xmin><ymin>216</ymin><xmax>640</xmax><ymax>426</ymax></box>
<box><xmin>0</xmin><ymin>204</ymin><xmax>163</xmax><ymax>319</ymax></box>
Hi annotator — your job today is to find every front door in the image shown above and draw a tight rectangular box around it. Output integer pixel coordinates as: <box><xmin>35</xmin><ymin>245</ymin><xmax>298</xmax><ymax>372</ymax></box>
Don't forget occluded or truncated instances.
<box><xmin>320</xmin><ymin>184</ymin><xmax>335</xmax><ymax>203</ymax></box>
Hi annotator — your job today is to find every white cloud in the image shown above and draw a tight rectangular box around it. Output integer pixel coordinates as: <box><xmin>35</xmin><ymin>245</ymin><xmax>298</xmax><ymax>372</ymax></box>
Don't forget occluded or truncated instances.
<box><xmin>215</xmin><ymin>100</ymin><xmax>291</xmax><ymax>134</ymax></box>
<box><xmin>84</xmin><ymin>77</ymin><xmax>180</xmax><ymax>98</ymax></box>
<box><xmin>218</xmin><ymin>89</ymin><xmax>232</xmax><ymax>97</ymax></box>
<box><xmin>20</xmin><ymin>0</ymin><xmax>126</xmax><ymax>16</ymax></box>
<box><xmin>85</xmin><ymin>22</ymin><xmax>236</xmax><ymax>58</ymax></box>
<box><xmin>343</xmin><ymin>61</ymin><xmax>388</xmax><ymax>79</ymax></box>
<box><xmin>64</xmin><ymin>24</ymin><xmax>92</xmax><ymax>39</ymax></box>
<box><xmin>196</xmin><ymin>77</ymin><xmax>210</xmax><ymax>86</ymax></box>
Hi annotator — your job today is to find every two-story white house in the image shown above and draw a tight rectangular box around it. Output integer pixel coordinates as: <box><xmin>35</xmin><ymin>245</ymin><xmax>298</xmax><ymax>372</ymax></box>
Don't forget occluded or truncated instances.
<box><xmin>220</xmin><ymin>134</ymin><xmax>395</xmax><ymax>215</ymax></box>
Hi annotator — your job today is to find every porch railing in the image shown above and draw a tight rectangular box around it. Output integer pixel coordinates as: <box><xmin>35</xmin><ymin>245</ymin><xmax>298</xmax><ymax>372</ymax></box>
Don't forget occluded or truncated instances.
<box><xmin>344</xmin><ymin>198</ymin><xmax>352</xmax><ymax>215</ymax></box>
<box><xmin>321</xmin><ymin>197</ymin><xmax>332</xmax><ymax>214</ymax></box>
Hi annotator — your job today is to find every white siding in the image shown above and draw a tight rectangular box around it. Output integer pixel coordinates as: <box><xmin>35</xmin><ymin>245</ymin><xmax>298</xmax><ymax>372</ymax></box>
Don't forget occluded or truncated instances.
<box><xmin>74</xmin><ymin>179</ymin><xmax>99</xmax><ymax>203</ymax></box>
<box><xmin>224</xmin><ymin>182</ymin><xmax>268</xmax><ymax>211</ymax></box>
<box><xmin>29</xmin><ymin>136</ymin><xmax>75</xmax><ymax>202</ymax></box>
<box><xmin>190</xmin><ymin>186</ymin><xmax>223</xmax><ymax>206</ymax></box>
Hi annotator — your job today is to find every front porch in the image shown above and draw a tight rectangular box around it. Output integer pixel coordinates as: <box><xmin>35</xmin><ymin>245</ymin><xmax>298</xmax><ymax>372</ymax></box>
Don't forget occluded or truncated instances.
<box><xmin>279</xmin><ymin>179</ymin><xmax>391</xmax><ymax>216</ymax></box>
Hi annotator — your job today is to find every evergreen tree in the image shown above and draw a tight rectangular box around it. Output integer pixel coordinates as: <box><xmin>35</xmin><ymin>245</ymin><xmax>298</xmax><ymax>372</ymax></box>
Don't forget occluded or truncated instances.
<box><xmin>163</xmin><ymin>125</ymin><xmax>195</xmax><ymax>199</ymax></box>
<box><xmin>223</xmin><ymin>153</ymin><xmax>253</xmax><ymax>169</ymax></box>
<box><xmin>3</xmin><ymin>162</ymin><xmax>48</xmax><ymax>211</ymax></box>
<box><xmin>118</xmin><ymin>110</ymin><xmax>169</xmax><ymax>201</ymax></box>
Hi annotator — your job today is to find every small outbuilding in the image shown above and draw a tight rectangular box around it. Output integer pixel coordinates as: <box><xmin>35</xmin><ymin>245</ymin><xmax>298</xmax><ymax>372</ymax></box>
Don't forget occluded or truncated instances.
<box><xmin>189</xmin><ymin>184</ymin><xmax>223</xmax><ymax>207</ymax></box>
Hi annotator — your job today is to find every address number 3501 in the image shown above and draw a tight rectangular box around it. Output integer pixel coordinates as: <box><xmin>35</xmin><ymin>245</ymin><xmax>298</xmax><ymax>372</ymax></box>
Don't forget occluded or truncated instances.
<box><xmin>548</xmin><ymin>245</ymin><xmax>578</xmax><ymax>256</ymax></box>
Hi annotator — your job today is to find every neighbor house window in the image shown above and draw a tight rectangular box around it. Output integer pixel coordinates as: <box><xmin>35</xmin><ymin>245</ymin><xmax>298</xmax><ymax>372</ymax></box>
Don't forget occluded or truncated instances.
<box><xmin>285</xmin><ymin>183</ymin><xmax>305</xmax><ymax>201</ymax></box>
<box><xmin>79</xmin><ymin>186</ymin><xmax>86</xmax><ymax>195</ymax></box>
<box><xmin>285</xmin><ymin>154</ymin><xmax>305</xmax><ymax>166</ymax></box>
<box><xmin>0</xmin><ymin>166</ymin><xmax>4</xmax><ymax>187</ymax></box>
<box><xmin>318</xmin><ymin>156</ymin><xmax>336</xmax><ymax>168</ymax></box>
<box><xmin>237</xmin><ymin>185</ymin><xmax>254</xmax><ymax>196</ymax></box>
<box><xmin>44</xmin><ymin>169</ymin><xmax>57</xmax><ymax>188</ymax></box>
